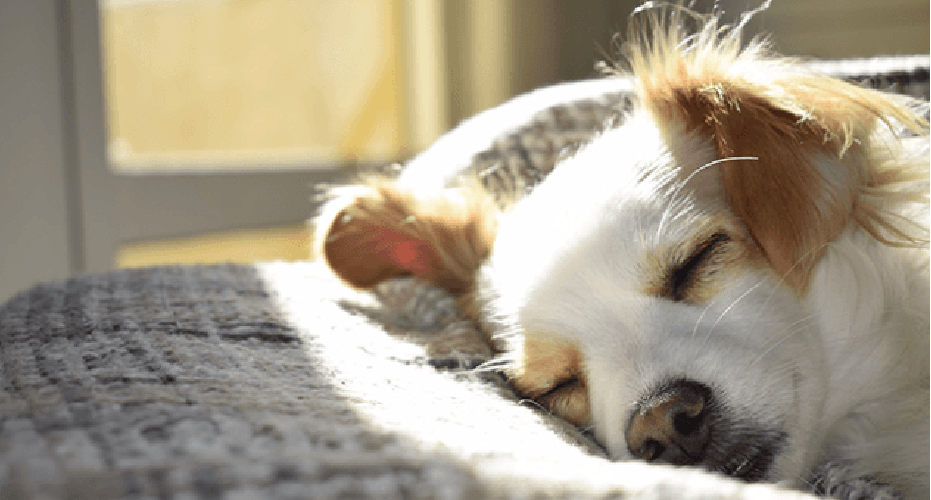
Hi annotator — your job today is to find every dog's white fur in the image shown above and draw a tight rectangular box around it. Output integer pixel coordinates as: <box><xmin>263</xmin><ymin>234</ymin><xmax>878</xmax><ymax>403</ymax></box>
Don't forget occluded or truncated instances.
<box><xmin>482</xmin><ymin>107</ymin><xmax>929</xmax><ymax>495</ymax></box>
<box><xmin>318</xmin><ymin>6</ymin><xmax>929</xmax><ymax>498</ymax></box>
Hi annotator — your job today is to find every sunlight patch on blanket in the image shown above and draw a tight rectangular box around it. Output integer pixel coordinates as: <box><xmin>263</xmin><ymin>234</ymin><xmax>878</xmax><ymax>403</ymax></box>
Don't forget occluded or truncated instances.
<box><xmin>254</xmin><ymin>261</ymin><xmax>819</xmax><ymax>498</ymax></box>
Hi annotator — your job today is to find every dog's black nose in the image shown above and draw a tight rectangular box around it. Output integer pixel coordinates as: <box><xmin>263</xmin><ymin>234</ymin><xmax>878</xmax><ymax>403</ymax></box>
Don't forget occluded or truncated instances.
<box><xmin>626</xmin><ymin>380</ymin><xmax>712</xmax><ymax>465</ymax></box>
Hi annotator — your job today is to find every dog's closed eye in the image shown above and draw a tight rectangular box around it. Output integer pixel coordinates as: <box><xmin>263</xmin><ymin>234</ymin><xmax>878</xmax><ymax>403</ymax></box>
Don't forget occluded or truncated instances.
<box><xmin>661</xmin><ymin>232</ymin><xmax>732</xmax><ymax>303</ymax></box>
<box><xmin>508</xmin><ymin>338</ymin><xmax>591</xmax><ymax>426</ymax></box>
<box><xmin>535</xmin><ymin>376</ymin><xmax>588</xmax><ymax>421</ymax></box>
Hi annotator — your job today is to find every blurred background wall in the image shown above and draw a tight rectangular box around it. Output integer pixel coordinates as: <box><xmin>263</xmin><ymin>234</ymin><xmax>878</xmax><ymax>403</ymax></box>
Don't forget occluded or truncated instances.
<box><xmin>1</xmin><ymin>0</ymin><xmax>928</xmax><ymax>303</ymax></box>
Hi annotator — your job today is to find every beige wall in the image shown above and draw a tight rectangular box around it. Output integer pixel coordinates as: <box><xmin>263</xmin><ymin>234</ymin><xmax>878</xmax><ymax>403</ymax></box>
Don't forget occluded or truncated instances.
<box><xmin>738</xmin><ymin>0</ymin><xmax>929</xmax><ymax>58</ymax></box>
<box><xmin>103</xmin><ymin>0</ymin><xmax>409</xmax><ymax>169</ymax></box>
<box><xmin>103</xmin><ymin>0</ymin><xmax>929</xmax><ymax>172</ymax></box>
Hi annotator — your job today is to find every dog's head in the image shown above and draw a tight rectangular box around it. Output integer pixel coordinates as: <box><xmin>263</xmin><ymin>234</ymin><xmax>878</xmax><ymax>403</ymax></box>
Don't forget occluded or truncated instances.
<box><xmin>317</xmin><ymin>5</ymin><xmax>928</xmax><ymax>487</ymax></box>
<box><xmin>480</xmin><ymin>7</ymin><xmax>927</xmax><ymax>484</ymax></box>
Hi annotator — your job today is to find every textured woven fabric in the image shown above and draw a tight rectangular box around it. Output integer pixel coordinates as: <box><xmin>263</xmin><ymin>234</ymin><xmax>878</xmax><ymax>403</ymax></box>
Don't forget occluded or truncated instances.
<box><xmin>0</xmin><ymin>262</ymin><xmax>824</xmax><ymax>500</ymax></box>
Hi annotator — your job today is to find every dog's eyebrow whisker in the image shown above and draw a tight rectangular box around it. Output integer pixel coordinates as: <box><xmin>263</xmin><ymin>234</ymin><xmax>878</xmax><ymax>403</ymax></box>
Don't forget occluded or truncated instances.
<box><xmin>692</xmin><ymin>298</ymin><xmax>717</xmax><ymax>338</ymax></box>
<box><xmin>656</xmin><ymin>156</ymin><xmax>759</xmax><ymax>236</ymax></box>
<box><xmin>655</xmin><ymin>198</ymin><xmax>683</xmax><ymax>246</ymax></box>
<box><xmin>702</xmin><ymin>278</ymin><xmax>766</xmax><ymax>344</ymax></box>
<box><xmin>655</xmin><ymin>156</ymin><xmax>756</xmax><ymax>239</ymax></box>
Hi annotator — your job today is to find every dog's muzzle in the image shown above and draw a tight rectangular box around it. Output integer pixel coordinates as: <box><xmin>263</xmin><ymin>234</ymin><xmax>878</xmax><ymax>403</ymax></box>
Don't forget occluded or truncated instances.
<box><xmin>626</xmin><ymin>378</ymin><xmax>784</xmax><ymax>481</ymax></box>
<box><xmin>626</xmin><ymin>379</ymin><xmax>711</xmax><ymax>465</ymax></box>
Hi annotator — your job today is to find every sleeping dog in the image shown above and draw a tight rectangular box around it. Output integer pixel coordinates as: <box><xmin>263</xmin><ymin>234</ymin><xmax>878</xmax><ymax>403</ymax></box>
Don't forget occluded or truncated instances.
<box><xmin>316</xmin><ymin>5</ymin><xmax>929</xmax><ymax>498</ymax></box>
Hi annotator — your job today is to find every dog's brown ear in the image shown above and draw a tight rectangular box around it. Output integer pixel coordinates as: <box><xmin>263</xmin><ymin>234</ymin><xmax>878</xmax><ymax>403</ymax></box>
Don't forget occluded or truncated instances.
<box><xmin>315</xmin><ymin>178</ymin><xmax>498</xmax><ymax>294</ymax></box>
<box><xmin>626</xmin><ymin>7</ymin><xmax>928</xmax><ymax>292</ymax></box>
<box><xmin>667</xmin><ymin>85</ymin><xmax>861</xmax><ymax>291</ymax></box>
<box><xmin>647</xmin><ymin>76</ymin><xmax>926</xmax><ymax>292</ymax></box>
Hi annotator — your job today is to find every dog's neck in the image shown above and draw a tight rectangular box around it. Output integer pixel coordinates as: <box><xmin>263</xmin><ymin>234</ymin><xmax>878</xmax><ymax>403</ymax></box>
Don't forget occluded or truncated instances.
<box><xmin>805</xmin><ymin>224</ymin><xmax>929</xmax><ymax>464</ymax></box>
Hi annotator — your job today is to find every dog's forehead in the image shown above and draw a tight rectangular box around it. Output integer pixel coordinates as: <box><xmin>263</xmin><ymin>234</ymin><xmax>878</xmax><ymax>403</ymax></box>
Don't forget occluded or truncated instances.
<box><xmin>500</xmin><ymin>114</ymin><xmax>715</xmax><ymax>231</ymax></box>
<box><xmin>486</xmin><ymin>111</ymin><xmax>725</xmax><ymax>328</ymax></box>
<box><xmin>495</xmin><ymin>114</ymin><xmax>721</xmax><ymax>256</ymax></box>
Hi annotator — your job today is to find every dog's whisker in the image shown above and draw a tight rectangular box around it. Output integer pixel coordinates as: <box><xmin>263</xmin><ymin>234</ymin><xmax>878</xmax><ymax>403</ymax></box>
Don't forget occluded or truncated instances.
<box><xmin>656</xmin><ymin>156</ymin><xmax>758</xmax><ymax>240</ymax></box>
<box><xmin>691</xmin><ymin>298</ymin><xmax>717</xmax><ymax>338</ymax></box>
<box><xmin>747</xmin><ymin>315</ymin><xmax>818</xmax><ymax>369</ymax></box>
<box><xmin>699</xmin><ymin>278</ymin><xmax>766</xmax><ymax>348</ymax></box>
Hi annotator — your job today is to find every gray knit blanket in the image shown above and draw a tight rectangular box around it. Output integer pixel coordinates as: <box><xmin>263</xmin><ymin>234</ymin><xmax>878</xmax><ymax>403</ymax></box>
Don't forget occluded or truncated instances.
<box><xmin>0</xmin><ymin>263</ymin><xmax>860</xmax><ymax>500</ymax></box>
<box><xmin>1</xmin><ymin>56</ymin><xmax>926</xmax><ymax>500</ymax></box>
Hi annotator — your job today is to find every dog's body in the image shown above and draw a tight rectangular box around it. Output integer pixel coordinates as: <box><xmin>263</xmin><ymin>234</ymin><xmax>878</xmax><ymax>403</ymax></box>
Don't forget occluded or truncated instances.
<box><xmin>317</xmin><ymin>7</ymin><xmax>929</xmax><ymax>498</ymax></box>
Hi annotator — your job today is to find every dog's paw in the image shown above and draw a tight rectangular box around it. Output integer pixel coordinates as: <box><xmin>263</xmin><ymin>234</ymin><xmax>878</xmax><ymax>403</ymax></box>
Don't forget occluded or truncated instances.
<box><xmin>373</xmin><ymin>277</ymin><xmax>493</xmax><ymax>370</ymax></box>
<box><xmin>425</xmin><ymin>322</ymin><xmax>493</xmax><ymax>370</ymax></box>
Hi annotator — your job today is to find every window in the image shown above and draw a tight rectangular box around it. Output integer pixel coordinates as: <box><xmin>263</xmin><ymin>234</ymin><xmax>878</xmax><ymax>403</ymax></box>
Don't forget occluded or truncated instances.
<box><xmin>99</xmin><ymin>0</ymin><xmax>421</xmax><ymax>267</ymax></box>
<box><xmin>95</xmin><ymin>0</ymin><xmax>513</xmax><ymax>269</ymax></box>
<box><xmin>103</xmin><ymin>0</ymin><xmax>410</xmax><ymax>173</ymax></box>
